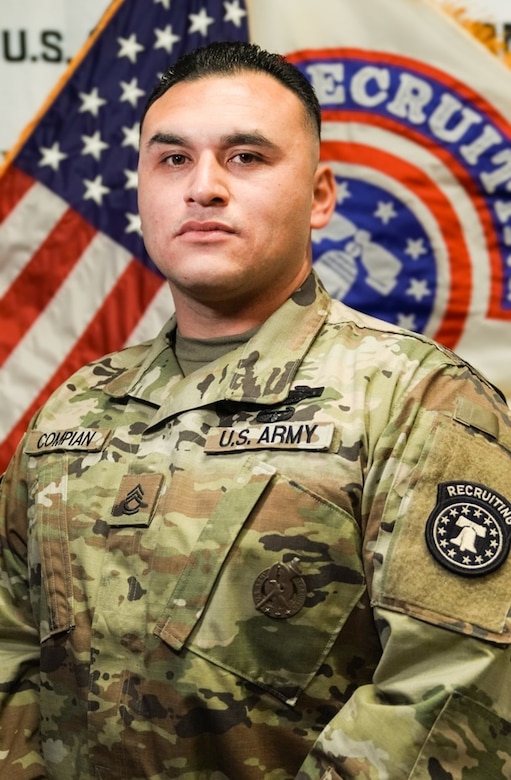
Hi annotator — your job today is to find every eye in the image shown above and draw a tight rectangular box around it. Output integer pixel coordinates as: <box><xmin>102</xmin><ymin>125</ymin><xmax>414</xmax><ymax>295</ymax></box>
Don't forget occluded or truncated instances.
<box><xmin>231</xmin><ymin>152</ymin><xmax>260</xmax><ymax>165</ymax></box>
<box><xmin>165</xmin><ymin>153</ymin><xmax>188</xmax><ymax>166</ymax></box>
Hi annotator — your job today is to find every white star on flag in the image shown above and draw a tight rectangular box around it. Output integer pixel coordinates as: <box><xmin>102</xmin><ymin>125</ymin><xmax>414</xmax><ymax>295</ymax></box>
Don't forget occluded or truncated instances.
<box><xmin>39</xmin><ymin>142</ymin><xmax>68</xmax><ymax>170</ymax></box>
<box><xmin>224</xmin><ymin>0</ymin><xmax>247</xmax><ymax>27</ymax></box>
<box><xmin>336</xmin><ymin>181</ymin><xmax>351</xmax><ymax>204</ymax></box>
<box><xmin>119</xmin><ymin>78</ymin><xmax>146</xmax><ymax>107</ymax></box>
<box><xmin>124</xmin><ymin>170</ymin><xmax>138</xmax><ymax>189</ymax></box>
<box><xmin>117</xmin><ymin>33</ymin><xmax>145</xmax><ymax>63</ymax></box>
<box><xmin>121</xmin><ymin>123</ymin><xmax>141</xmax><ymax>151</ymax></box>
<box><xmin>374</xmin><ymin>201</ymin><xmax>397</xmax><ymax>225</ymax></box>
<box><xmin>406</xmin><ymin>278</ymin><xmax>431</xmax><ymax>302</ymax></box>
<box><xmin>189</xmin><ymin>9</ymin><xmax>215</xmax><ymax>36</ymax></box>
<box><xmin>83</xmin><ymin>175</ymin><xmax>111</xmax><ymax>205</ymax></box>
<box><xmin>405</xmin><ymin>238</ymin><xmax>428</xmax><ymax>260</ymax></box>
<box><xmin>397</xmin><ymin>313</ymin><xmax>417</xmax><ymax>330</ymax></box>
<box><xmin>154</xmin><ymin>25</ymin><xmax>181</xmax><ymax>53</ymax></box>
<box><xmin>126</xmin><ymin>212</ymin><xmax>143</xmax><ymax>235</ymax></box>
<box><xmin>81</xmin><ymin>131</ymin><xmax>109</xmax><ymax>161</ymax></box>
<box><xmin>79</xmin><ymin>88</ymin><xmax>107</xmax><ymax>117</ymax></box>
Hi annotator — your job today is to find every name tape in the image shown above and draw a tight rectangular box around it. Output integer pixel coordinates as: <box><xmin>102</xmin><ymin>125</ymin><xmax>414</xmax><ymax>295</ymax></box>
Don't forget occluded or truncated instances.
<box><xmin>205</xmin><ymin>422</ymin><xmax>334</xmax><ymax>453</ymax></box>
<box><xmin>25</xmin><ymin>428</ymin><xmax>111</xmax><ymax>454</ymax></box>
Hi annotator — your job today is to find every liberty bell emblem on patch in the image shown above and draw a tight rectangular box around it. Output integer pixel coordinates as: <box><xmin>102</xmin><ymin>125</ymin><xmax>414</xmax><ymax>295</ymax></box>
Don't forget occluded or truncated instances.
<box><xmin>425</xmin><ymin>481</ymin><xmax>511</xmax><ymax>577</ymax></box>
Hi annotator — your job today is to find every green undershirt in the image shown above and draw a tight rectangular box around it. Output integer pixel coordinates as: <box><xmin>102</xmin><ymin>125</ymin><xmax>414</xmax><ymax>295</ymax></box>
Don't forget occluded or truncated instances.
<box><xmin>174</xmin><ymin>326</ymin><xmax>260</xmax><ymax>376</ymax></box>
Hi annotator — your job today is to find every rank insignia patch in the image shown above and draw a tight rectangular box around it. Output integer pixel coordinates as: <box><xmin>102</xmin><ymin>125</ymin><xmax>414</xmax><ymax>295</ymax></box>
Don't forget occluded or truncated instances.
<box><xmin>425</xmin><ymin>482</ymin><xmax>511</xmax><ymax>577</ymax></box>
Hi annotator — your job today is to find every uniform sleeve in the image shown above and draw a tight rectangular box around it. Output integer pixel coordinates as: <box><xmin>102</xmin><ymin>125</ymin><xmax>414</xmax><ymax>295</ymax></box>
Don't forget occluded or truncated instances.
<box><xmin>0</xmin><ymin>443</ymin><xmax>47</xmax><ymax>779</ymax></box>
<box><xmin>296</xmin><ymin>612</ymin><xmax>511</xmax><ymax>779</ymax></box>
<box><xmin>297</xmin><ymin>364</ymin><xmax>511</xmax><ymax>779</ymax></box>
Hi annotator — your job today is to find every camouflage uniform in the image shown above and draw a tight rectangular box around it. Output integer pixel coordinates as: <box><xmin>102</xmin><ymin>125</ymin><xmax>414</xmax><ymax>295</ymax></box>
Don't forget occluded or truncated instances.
<box><xmin>1</xmin><ymin>272</ymin><xmax>511</xmax><ymax>779</ymax></box>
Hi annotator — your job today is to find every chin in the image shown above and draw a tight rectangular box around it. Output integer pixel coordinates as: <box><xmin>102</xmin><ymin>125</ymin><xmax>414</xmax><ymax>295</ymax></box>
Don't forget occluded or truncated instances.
<box><xmin>175</xmin><ymin>274</ymin><xmax>246</xmax><ymax>300</ymax></box>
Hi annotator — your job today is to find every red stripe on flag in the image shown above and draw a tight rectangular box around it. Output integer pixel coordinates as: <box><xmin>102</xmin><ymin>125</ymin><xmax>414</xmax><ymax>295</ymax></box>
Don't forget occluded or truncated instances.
<box><xmin>0</xmin><ymin>257</ymin><xmax>165</xmax><ymax>472</ymax></box>
<box><xmin>0</xmin><ymin>207</ymin><xmax>97</xmax><ymax>364</ymax></box>
<box><xmin>0</xmin><ymin>166</ymin><xmax>34</xmax><ymax>222</ymax></box>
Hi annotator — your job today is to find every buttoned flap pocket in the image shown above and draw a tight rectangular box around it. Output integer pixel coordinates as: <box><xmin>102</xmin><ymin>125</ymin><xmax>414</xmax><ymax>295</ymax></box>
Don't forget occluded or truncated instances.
<box><xmin>155</xmin><ymin>457</ymin><xmax>365</xmax><ymax>705</ymax></box>
<box><xmin>375</xmin><ymin>412</ymin><xmax>511</xmax><ymax>644</ymax></box>
<box><xmin>29</xmin><ymin>458</ymin><xmax>75</xmax><ymax>642</ymax></box>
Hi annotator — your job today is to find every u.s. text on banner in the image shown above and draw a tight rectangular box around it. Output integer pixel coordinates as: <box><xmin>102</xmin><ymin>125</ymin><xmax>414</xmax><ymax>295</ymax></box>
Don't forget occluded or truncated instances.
<box><xmin>0</xmin><ymin>0</ymin><xmax>109</xmax><ymax>156</ymax></box>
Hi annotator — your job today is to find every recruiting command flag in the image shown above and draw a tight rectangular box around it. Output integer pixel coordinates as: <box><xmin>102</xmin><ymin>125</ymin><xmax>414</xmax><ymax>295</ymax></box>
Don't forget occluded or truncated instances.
<box><xmin>247</xmin><ymin>0</ymin><xmax>511</xmax><ymax>398</ymax></box>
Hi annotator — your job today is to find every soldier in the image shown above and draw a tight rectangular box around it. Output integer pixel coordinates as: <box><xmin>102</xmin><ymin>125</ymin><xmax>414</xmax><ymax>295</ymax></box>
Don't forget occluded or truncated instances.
<box><xmin>1</xmin><ymin>40</ymin><xmax>511</xmax><ymax>780</ymax></box>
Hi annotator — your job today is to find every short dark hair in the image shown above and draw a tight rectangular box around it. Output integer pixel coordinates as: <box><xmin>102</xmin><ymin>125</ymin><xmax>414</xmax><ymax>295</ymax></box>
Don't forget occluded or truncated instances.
<box><xmin>140</xmin><ymin>41</ymin><xmax>321</xmax><ymax>138</ymax></box>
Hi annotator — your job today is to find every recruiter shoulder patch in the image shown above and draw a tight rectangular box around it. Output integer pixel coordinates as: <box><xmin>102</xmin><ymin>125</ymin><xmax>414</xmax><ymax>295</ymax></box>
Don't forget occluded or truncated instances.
<box><xmin>425</xmin><ymin>481</ymin><xmax>511</xmax><ymax>577</ymax></box>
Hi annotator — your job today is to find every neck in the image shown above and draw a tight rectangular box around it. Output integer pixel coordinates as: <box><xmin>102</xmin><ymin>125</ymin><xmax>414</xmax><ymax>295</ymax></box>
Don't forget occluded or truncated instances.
<box><xmin>171</xmin><ymin>295</ymin><xmax>267</xmax><ymax>338</ymax></box>
<box><xmin>170</xmin><ymin>268</ymin><xmax>311</xmax><ymax>338</ymax></box>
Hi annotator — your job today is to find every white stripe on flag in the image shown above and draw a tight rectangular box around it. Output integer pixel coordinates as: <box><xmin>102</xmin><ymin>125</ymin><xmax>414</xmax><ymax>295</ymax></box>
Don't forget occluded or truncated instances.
<box><xmin>123</xmin><ymin>281</ymin><xmax>174</xmax><ymax>347</ymax></box>
<box><xmin>0</xmin><ymin>231</ymin><xmax>133</xmax><ymax>439</ymax></box>
<box><xmin>0</xmin><ymin>182</ymin><xmax>67</xmax><ymax>298</ymax></box>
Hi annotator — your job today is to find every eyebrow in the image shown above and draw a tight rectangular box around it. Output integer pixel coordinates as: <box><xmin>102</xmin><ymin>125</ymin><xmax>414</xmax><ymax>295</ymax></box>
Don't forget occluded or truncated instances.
<box><xmin>146</xmin><ymin>132</ymin><xmax>186</xmax><ymax>148</ymax></box>
<box><xmin>146</xmin><ymin>131</ymin><xmax>279</xmax><ymax>152</ymax></box>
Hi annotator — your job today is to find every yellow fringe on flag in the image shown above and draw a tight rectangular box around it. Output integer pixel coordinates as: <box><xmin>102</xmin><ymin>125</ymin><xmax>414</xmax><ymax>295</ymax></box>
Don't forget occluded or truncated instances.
<box><xmin>438</xmin><ymin>1</ymin><xmax>511</xmax><ymax>69</ymax></box>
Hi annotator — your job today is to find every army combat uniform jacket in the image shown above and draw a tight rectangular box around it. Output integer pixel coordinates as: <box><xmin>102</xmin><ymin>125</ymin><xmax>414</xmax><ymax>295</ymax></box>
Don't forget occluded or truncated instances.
<box><xmin>1</xmin><ymin>273</ymin><xmax>511</xmax><ymax>779</ymax></box>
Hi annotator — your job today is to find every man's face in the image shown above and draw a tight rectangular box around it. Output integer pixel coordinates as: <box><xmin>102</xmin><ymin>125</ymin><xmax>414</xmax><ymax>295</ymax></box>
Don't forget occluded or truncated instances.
<box><xmin>138</xmin><ymin>71</ymin><xmax>335</xmax><ymax>320</ymax></box>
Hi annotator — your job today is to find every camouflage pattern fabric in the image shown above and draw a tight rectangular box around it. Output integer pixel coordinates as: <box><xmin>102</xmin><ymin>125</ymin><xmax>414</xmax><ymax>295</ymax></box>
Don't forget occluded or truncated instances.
<box><xmin>1</xmin><ymin>272</ymin><xmax>511</xmax><ymax>779</ymax></box>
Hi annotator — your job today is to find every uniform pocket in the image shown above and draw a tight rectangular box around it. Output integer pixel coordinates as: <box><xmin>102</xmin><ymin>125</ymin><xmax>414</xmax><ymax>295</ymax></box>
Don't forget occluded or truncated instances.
<box><xmin>30</xmin><ymin>459</ymin><xmax>75</xmax><ymax>642</ymax></box>
<box><xmin>155</xmin><ymin>456</ymin><xmax>365</xmax><ymax>705</ymax></box>
<box><xmin>410</xmin><ymin>693</ymin><xmax>511</xmax><ymax>778</ymax></box>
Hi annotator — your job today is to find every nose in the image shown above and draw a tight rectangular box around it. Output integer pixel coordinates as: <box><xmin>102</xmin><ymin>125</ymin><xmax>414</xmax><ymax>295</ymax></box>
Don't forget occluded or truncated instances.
<box><xmin>186</xmin><ymin>152</ymin><xmax>229</xmax><ymax>206</ymax></box>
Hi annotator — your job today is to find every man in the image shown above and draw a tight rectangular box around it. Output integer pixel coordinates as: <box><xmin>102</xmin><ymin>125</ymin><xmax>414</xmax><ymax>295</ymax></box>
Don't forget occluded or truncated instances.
<box><xmin>1</xmin><ymin>40</ymin><xmax>511</xmax><ymax>780</ymax></box>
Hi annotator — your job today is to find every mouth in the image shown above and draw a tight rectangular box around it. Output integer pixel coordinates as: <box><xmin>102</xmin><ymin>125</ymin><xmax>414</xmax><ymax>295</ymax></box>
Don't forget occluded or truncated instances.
<box><xmin>177</xmin><ymin>221</ymin><xmax>235</xmax><ymax>237</ymax></box>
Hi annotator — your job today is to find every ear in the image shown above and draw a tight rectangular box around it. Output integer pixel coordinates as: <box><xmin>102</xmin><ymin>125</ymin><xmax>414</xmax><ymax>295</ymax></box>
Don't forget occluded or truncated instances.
<box><xmin>310</xmin><ymin>164</ymin><xmax>337</xmax><ymax>229</ymax></box>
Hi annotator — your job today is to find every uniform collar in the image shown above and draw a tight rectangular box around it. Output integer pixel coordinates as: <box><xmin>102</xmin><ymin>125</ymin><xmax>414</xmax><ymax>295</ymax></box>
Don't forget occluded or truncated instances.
<box><xmin>105</xmin><ymin>272</ymin><xmax>331</xmax><ymax>423</ymax></box>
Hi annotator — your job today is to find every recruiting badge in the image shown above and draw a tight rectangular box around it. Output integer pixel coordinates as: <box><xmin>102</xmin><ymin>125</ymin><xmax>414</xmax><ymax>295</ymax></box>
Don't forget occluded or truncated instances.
<box><xmin>425</xmin><ymin>481</ymin><xmax>511</xmax><ymax>577</ymax></box>
<box><xmin>253</xmin><ymin>557</ymin><xmax>307</xmax><ymax>618</ymax></box>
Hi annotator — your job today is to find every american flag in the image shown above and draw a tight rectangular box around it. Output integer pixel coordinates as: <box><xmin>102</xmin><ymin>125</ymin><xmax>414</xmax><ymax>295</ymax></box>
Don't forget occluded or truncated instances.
<box><xmin>0</xmin><ymin>0</ymin><xmax>249</xmax><ymax>471</ymax></box>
